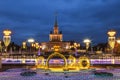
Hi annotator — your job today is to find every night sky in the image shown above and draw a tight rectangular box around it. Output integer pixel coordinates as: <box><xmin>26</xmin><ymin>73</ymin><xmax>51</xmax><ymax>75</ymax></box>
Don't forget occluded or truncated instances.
<box><xmin>0</xmin><ymin>0</ymin><xmax>120</xmax><ymax>45</ymax></box>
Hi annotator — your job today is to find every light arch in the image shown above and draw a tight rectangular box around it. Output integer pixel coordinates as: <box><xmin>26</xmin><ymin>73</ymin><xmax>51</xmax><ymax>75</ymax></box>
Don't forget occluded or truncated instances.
<box><xmin>78</xmin><ymin>56</ymin><xmax>90</xmax><ymax>69</ymax></box>
<box><xmin>45</xmin><ymin>52</ymin><xmax>67</xmax><ymax>69</ymax></box>
<box><xmin>68</xmin><ymin>55</ymin><xmax>76</xmax><ymax>66</ymax></box>
<box><xmin>37</xmin><ymin>56</ymin><xmax>45</xmax><ymax>68</ymax></box>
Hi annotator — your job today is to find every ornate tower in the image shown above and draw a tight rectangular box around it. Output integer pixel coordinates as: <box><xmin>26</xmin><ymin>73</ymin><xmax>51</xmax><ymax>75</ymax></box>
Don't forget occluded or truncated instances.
<box><xmin>107</xmin><ymin>29</ymin><xmax>116</xmax><ymax>53</ymax></box>
<box><xmin>49</xmin><ymin>15</ymin><xmax>63</xmax><ymax>42</ymax></box>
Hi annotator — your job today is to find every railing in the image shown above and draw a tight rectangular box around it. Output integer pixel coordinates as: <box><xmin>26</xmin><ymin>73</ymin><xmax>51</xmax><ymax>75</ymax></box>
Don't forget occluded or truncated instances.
<box><xmin>1</xmin><ymin>58</ymin><xmax>120</xmax><ymax>65</ymax></box>
<box><xmin>1</xmin><ymin>52</ymin><xmax>120</xmax><ymax>65</ymax></box>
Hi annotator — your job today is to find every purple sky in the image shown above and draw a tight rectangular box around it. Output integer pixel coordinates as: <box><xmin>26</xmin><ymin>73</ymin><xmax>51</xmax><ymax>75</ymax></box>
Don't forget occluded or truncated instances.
<box><xmin>0</xmin><ymin>0</ymin><xmax>120</xmax><ymax>45</ymax></box>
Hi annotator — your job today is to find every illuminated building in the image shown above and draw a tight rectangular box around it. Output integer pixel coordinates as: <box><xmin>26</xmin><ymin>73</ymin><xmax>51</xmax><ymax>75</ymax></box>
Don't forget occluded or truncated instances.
<box><xmin>41</xmin><ymin>15</ymin><xmax>79</xmax><ymax>52</ymax></box>
<box><xmin>49</xmin><ymin>15</ymin><xmax>62</xmax><ymax>42</ymax></box>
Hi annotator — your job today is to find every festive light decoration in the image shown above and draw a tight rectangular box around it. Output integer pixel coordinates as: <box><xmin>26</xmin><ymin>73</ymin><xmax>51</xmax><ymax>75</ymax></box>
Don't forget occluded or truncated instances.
<box><xmin>22</xmin><ymin>41</ymin><xmax>26</xmax><ymax>49</ymax></box>
<box><xmin>35</xmin><ymin>42</ymin><xmax>39</xmax><ymax>49</ymax></box>
<box><xmin>79</xmin><ymin>56</ymin><xmax>90</xmax><ymax>70</ymax></box>
<box><xmin>68</xmin><ymin>55</ymin><xmax>76</xmax><ymax>68</ymax></box>
<box><xmin>37</xmin><ymin>56</ymin><xmax>45</xmax><ymax>68</ymax></box>
<box><xmin>3</xmin><ymin>29</ymin><xmax>12</xmax><ymax>52</ymax></box>
<box><xmin>45</xmin><ymin>52</ymin><xmax>67</xmax><ymax>70</ymax></box>
<box><xmin>53</xmin><ymin>45</ymin><xmax>60</xmax><ymax>52</ymax></box>
<box><xmin>107</xmin><ymin>30</ymin><xmax>116</xmax><ymax>53</ymax></box>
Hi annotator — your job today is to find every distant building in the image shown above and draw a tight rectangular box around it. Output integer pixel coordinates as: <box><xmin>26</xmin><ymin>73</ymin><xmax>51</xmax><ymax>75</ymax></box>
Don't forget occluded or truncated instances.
<box><xmin>41</xmin><ymin>15</ymin><xmax>79</xmax><ymax>52</ymax></box>
<box><xmin>49</xmin><ymin>15</ymin><xmax>62</xmax><ymax>42</ymax></box>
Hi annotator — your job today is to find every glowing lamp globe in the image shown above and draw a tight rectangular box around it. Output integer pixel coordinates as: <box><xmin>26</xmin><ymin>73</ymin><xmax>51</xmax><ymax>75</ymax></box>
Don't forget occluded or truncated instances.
<box><xmin>117</xmin><ymin>37</ymin><xmax>120</xmax><ymax>44</ymax></box>
<box><xmin>83</xmin><ymin>39</ymin><xmax>91</xmax><ymax>44</ymax></box>
<box><xmin>28</xmin><ymin>38</ymin><xmax>35</xmax><ymax>43</ymax></box>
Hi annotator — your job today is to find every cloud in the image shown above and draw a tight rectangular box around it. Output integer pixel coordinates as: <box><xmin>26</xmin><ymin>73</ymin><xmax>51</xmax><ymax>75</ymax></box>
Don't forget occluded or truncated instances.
<box><xmin>0</xmin><ymin>0</ymin><xmax>120</xmax><ymax>44</ymax></box>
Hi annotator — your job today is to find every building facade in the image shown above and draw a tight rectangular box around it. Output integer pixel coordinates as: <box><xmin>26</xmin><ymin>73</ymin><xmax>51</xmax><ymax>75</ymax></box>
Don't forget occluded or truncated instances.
<box><xmin>41</xmin><ymin>16</ymin><xmax>72</xmax><ymax>52</ymax></box>
<box><xmin>49</xmin><ymin>16</ymin><xmax>63</xmax><ymax>42</ymax></box>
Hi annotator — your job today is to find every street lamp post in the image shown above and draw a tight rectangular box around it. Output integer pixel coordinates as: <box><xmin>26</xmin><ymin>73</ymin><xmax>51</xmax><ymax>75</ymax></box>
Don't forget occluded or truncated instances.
<box><xmin>3</xmin><ymin>29</ymin><xmax>12</xmax><ymax>54</ymax></box>
<box><xmin>27</xmin><ymin>38</ymin><xmax>35</xmax><ymax>54</ymax></box>
<box><xmin>83</xmin><ymin>39</ymin><xmax>91</xmax><ymax>53</ymax></box>
<box><xmin>107</xmin><ymin>30</ymin><xmax>116</xmax><ymax>53</ymax></box>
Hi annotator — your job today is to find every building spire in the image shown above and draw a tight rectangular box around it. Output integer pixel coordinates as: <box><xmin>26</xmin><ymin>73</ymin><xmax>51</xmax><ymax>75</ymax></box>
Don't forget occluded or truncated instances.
<box><xmin>54</xmin><ymin>12</ymin><xmax>58</xmax><ymax>27</ymax></box>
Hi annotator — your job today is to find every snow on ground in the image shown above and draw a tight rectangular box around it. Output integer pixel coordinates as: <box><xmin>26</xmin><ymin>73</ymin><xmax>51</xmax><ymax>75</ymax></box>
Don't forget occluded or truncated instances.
<box><xmin>0</xmin><ymin>68</ymin><xmax>120</xmax><ymax>80</ymax></box>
